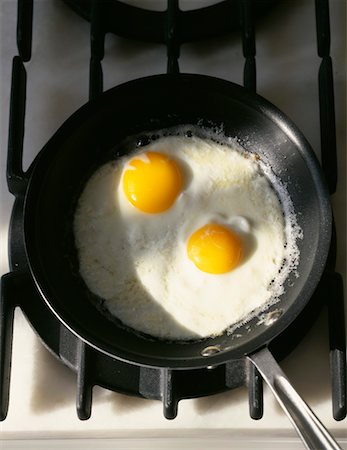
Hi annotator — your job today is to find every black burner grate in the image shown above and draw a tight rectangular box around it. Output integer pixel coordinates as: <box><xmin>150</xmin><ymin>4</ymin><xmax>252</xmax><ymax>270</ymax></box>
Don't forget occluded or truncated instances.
<box><xmin>0</xmin><ymin>0</ymin><xmax>345</xmax><ymax>423</ymax></box>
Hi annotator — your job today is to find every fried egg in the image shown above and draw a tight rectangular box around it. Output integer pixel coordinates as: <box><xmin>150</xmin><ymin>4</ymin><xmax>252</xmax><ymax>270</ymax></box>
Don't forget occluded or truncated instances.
<box><xmin>74</xmin><ymin>131</ymin><xmax>301</xmax><ymax>340</ymax></box>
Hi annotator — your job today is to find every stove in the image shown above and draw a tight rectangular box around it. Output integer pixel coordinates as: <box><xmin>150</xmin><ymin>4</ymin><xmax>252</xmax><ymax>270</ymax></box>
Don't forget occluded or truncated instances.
<box><xmin>0</xmin><ymin>0</ymin><xmax>346</xmax><ymax>448</ymax></box>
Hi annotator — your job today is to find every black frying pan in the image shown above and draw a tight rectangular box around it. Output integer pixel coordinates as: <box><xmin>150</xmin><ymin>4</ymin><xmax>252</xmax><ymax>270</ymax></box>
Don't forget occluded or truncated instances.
<box><xmin>22</xmin><ymin>74</ymin><xmax>338</xmax><ymax>449</ymax></box>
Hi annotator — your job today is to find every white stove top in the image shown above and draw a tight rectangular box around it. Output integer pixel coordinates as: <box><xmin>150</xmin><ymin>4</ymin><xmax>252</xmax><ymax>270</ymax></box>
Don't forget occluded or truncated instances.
<box><xmin>0</xmin><ymin>0</ymin><xmax>346</xmax><ymax>448</ymax></box>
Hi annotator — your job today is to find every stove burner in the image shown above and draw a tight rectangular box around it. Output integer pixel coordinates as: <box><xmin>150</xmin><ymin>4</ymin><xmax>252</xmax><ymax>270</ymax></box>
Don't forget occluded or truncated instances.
<box><xmin>0</xmin><ymin>0</ymin><xmax>345</xmax><ymax>424</ymax></box>
<box><xmin>63</xmin><ymin>0</ymin><xmax>279</xmax><ymax>43</ymax></box>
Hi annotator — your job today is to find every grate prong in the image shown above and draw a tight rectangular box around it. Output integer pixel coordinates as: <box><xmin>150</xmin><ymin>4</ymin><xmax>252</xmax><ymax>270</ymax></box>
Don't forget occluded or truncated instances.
<box><xmin>240</xmin><ymin>0</ymin><xmax>256</xmax><ymax>92</ymax></box>
<box><xmin>248</xmin><ymin>361</ymin><xmax>263</xmax><ymax>420</ymax></box>
<box><xmin>328</xmin><ymin>272</ymin><xmax>346</xmax><ymax>421</ymax></box>
<box><xmin>17</xmin><ymin>0</ymin><xmax>33</xmax><ymax>62</ymax></box>
<box><xmin>161</xmin><ymin>368</ymin><xmax>178</xmax><ymax>419</ymax></box>
<box><xmin>315</xmin><ymin>0</ymin><xmax>337</xmax><ymax>194</ymax></box>
<box><xmin>7</xmin><ymin>57</ymin><xmax>28</xmax><ymax>197</ymax></box>
<box><xmin>76</xmin><ymin>340</ymin><xmax>93</xmax><ymax>420</ymax></box>
<box><xmin>0</xmin><ymin>273</ymin><xmax>17</xmax><ymax>421</ymax></box>
<box><xmin>89</xmin><ymin>0</ymin><xmax>105</xmax><ymax>100</ymax></box>
<box><xmin>166</xmin><ymin>0</ymin><xmax>180</xmax><ymax>74</ymax></box>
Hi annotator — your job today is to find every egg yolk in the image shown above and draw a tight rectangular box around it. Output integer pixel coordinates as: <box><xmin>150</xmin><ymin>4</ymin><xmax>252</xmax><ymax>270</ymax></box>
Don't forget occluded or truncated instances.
<box><xmin>122</xmin><ymin>151</ymin><xmax>183</xmax><ymax>213</ymax></box>
<box><xmin>187</xmin><ymin>224</ymin><xmax>243</xmax><ymax>274</ymax></box>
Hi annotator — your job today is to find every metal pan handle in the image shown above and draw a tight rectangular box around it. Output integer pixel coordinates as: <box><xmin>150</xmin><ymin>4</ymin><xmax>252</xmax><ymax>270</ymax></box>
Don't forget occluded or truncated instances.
<box><xmin>248</xmin><ymin>347</ymin><xmax>342</xmax><ymax>450</ymax></box>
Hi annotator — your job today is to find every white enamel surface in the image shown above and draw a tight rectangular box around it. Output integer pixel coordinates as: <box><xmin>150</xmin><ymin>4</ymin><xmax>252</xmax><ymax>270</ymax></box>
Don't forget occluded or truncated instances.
<box><xmin>0</xmin><ymin>0</ymin><xmax>346</xmax><ymax>446</ymax></box>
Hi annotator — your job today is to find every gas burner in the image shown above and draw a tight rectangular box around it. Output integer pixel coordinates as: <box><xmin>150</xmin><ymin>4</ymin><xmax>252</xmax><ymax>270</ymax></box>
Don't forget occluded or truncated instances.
<box><xmin>63</xmin><ymin>0</ymin><xmax>279</xmax><ymax>42</ymax></box>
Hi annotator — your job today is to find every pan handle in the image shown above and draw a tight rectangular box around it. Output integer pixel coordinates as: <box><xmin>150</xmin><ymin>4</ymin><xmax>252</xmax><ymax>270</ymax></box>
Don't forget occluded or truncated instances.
<box><xmin>248</xmin><ymin>347</ymin><xmax>342</xmax><ymax>450</ymax></box>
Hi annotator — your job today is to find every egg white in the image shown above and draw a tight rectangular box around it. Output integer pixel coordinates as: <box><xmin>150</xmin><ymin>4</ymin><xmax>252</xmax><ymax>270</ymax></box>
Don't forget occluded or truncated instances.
<box><xmin>74</xmin><ymin>134</ymin><xmax>299</xmax><ymax>340</ymax></box>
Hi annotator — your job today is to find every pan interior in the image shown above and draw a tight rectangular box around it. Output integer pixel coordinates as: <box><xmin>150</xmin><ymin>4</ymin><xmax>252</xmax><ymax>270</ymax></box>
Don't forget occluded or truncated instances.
<box><xmin>24</xmin><ymin>74</ymin><xmax>331</xmax><ymax>368</ymax></box>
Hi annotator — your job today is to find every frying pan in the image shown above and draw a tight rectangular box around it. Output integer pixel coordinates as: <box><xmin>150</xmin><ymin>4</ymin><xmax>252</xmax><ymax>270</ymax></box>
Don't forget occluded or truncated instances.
<box><xmin>22</xmin><ymin>74</ymin><xmax>338</xmax><ymax>449</ymax></box>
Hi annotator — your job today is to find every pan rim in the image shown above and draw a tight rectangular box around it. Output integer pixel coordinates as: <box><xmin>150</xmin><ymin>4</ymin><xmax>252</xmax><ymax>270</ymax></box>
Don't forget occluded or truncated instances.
<box><xmin>23</xmin><ymin>73</ymin><xmax>332</xmax><ymax>369</ymax></box>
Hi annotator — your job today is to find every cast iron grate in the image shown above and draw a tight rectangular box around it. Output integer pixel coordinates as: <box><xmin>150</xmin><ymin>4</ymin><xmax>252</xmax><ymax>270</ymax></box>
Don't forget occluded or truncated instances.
<box><xmin>0</xmin><ymin>0</ymin><xmax>345</xmax><ymax>422</ymax></box>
